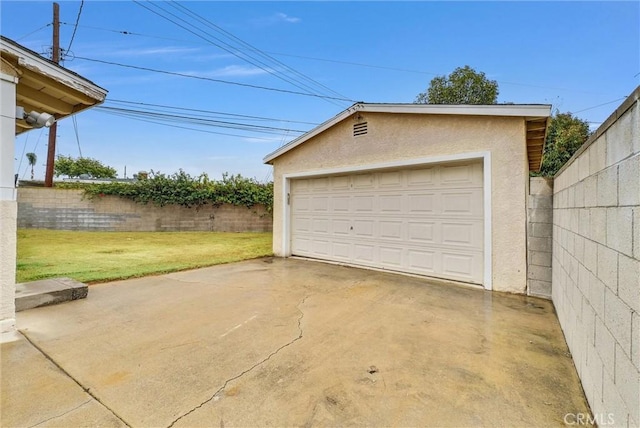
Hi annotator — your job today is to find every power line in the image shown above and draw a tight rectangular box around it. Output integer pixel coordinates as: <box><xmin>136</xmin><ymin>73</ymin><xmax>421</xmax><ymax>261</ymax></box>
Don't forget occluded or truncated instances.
<box><xmin>16</xmin><ymin>23</ymin><xmax>52</xmax><ymax>42</ymax></box>
<box><xmin>572</xmin><ymin>97</ymin><xmax>627</xmax><ymax>114</ymax></box>
<box><xmin>167</xmin><ymin>1</ymin><xmax>349</xmax><ymax>101</ymax></box>
<box><xmin>95</xmin><ymin>106</ymin><xmax>307</xmax><ymax>134</ymax></box>
<box><xmin>72</xmin><ymin>115</ymin><xmax>83</xmax><ymax>157</ymax></box>
<box><xmin>73</xmin><ymin>56</ymin><xmax>355</xmax><ymax>102</ymax></box>
<box><xmin>132</xmin><ymin>0</ymin><xmax>347</xmax><ymax>107</ymax></box>
<box><xmin>60</xmin><ymin>21</ymin><xmax>623</xmax><ymax>98</ymax></box>
<box><xmin>65</xmin><ymin>0</ymin><xmax>84</xmax><ymax>58</ymax></box>
<box><xmin>105</xmin><ymin>98</ymin><xmax>320</xmax><ymax>125</ymax></box>
<box><xmin>95</xmin><ymin>109</ymin><xmax>291</xmax><ymax>141</ymax></box>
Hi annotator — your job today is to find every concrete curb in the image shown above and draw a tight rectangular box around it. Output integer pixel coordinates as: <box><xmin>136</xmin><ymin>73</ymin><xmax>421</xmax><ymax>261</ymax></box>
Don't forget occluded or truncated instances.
<box><xmin>15</xmin><ymin>277</ymin><xmax>88</xmax><ymax>312</ymax></box>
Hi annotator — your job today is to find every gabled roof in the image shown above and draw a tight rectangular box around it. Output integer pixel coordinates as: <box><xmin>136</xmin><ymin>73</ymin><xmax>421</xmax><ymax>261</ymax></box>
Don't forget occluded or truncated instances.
<box><xmin>264</xmin><ymin>103</ymin><xmax>551</xmax><ymax>171</ymax></box>
<box><xmin>1</xmin><ymin>35</ymin><xmax>108</xmax><ymax>135</ymax></box>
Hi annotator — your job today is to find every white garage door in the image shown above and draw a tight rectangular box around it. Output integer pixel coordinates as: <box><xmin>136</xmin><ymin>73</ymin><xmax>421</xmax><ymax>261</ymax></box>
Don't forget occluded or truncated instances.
<box><xmin>290</xmin><ymin>161</ymin><xmax>484</xmax><ymax>284</ymax></box>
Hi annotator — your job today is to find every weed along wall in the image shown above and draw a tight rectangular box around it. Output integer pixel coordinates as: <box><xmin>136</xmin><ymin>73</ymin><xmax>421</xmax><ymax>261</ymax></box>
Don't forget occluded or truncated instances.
<box><xmin>17</xmin><ymin>188</ymin><xmax>272</xmax><ymax>232</ymax></box>
<box><xmin>552</xmin><ymin>87</ymin><xmax>639</xmax><ymax>426</ymax></box>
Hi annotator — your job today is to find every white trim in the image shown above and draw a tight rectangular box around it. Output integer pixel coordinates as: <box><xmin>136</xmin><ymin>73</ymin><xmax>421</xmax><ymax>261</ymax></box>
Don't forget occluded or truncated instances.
<box><xmin>264</xmin><ymin>103</ymin><xmax>551</xmax><ymax>164</ymax></box>
<box><xmin>281</xmin><ymin>151</ymin><xmax>493</xmax><ymax>289</ymax></box>
<box><xmin>483</xmin><ymin>154</ymin><xmax>493</xmax><ymax>290</ymax></box>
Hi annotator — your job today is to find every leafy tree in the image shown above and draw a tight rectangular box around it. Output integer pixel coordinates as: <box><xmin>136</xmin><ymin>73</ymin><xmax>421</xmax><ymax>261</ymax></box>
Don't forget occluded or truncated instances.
<box><xmin>26</xmin><ymin>152</ymin><xmax>37</xmax><ymax>180</ymax></box>
<box><xmin>537</xmin><ymin>112</ymin><xmax>591</xmax><ymax>176</ymax></box>
<box><xmin>415</xmin><ymin>65</ymin><xmax>499</xmax><ymax>104</ymax></box>
<box><xmin>54</xmin><ymin>155</ymin><xmax>117</xmax><ymax>179</ymax></box>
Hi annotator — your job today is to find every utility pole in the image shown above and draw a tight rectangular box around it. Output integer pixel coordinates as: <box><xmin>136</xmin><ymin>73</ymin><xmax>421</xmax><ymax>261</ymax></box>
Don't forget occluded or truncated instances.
<box><xmin>44</xmin><ymin>2</ymin><xmax>60</xmax><ymax>187</ymax></box>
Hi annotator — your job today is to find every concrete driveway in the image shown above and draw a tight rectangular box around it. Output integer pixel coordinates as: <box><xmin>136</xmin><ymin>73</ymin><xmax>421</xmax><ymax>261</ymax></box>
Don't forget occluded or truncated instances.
<box><xmin>2</xmin><ymin>258</ymin><xmax>590</xmax><ymax>427</ymax></box>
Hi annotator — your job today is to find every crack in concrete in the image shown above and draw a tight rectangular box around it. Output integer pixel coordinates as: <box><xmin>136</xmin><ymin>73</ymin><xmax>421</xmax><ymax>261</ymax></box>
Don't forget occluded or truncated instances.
<box><xmin>20</xmin><ymin>331</ymin><xmax>132</xmax><ymax>428</ymax></box>
<box><xmin>166</xmin><ymin>294</ymin><xmax>310</xmax><ymax>428</ymax></box>
<box><xmin>30</xmin><ymin>399</ymin><xmax>92</xmax><ymax>427</ymax></box>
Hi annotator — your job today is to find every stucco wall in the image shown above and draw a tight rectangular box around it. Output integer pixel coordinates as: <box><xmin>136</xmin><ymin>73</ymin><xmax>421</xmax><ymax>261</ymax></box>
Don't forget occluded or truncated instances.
<box><xmin>18</xmin><ymin>188</ymin><xmax>272</xmax><ymax>232</ymax></box>
<box><xmin>1</xmin><ymin>70</ymin><xmax>18</xmax><ymax>334</ymax></box>
<box><xmin>527</xmin><ymin>177</ymin><xmax>553</xmax><ymax>299</ymax></box>
<box><xmin>271</xmin><ymin>113</ymin><xmax>530</xmax><ymax>293</ymax></box>
<box><xmin>552</xmin><ymin>87</ymin><xmax>639</xmax><ymax>427</ymax></box>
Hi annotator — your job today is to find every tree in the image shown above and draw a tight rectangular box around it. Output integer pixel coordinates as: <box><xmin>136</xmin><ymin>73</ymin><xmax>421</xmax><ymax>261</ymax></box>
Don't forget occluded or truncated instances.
<box><xmin>538</xmin><ymin>112</ymin><xmax>591</xmax><ymax>176</ymax></box>
<box><xmin>415</xmin><ymin>65</ymin><xmax>499</xmax><ymax>105</ymax></box>
<box><xmin>54</xmin><ymin>155</ymin><xmax>117</xmax><ymax>179</ymax></box>
<box><xmin>26</xmin><ymin>152</ymin><xmax>37</xmax><ymax>180</ymax></box>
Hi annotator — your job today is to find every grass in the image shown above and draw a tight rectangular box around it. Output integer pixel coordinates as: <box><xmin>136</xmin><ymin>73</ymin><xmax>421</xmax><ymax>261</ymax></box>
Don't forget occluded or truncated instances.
<box><xmin>17</xmin><ymin>229</ymin><xmax>273</xmax><ymax>284</ymax></box>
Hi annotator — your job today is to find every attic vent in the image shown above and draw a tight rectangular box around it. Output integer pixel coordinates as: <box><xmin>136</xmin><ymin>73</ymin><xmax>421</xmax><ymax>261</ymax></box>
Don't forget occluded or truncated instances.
<box><xmin>353</xmin><ymin>122</ymin><xmax>368</xmax><ymax>137</ymax></box>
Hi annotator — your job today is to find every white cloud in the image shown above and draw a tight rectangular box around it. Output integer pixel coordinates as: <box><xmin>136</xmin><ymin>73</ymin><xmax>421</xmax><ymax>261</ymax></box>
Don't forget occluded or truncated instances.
<box><xmin>181</xmin><ymin>65</ymin><xmax>270</xmax><ymax>78</ymax></box>
<box><xmin>275</xmin><ymin>12</ymin><xmax>301</xmax><ymax>24</ymax></box>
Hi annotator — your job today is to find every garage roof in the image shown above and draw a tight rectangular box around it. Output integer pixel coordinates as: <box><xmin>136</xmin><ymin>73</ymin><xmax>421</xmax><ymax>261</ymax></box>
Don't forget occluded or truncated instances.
<box><xmin>1</xmin><ymin>36</ymin><xmax>108</xmax><ymax>135</ymax></box>
<box><xmin>264</xmin><ymin>103</ymin><xmax>551</xmax><ymax>171</ymax></box>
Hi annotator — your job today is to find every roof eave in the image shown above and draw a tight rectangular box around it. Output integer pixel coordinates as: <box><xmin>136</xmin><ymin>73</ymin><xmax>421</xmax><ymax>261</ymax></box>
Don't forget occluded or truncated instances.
<box><xmin>264</xmin><ymin>103</ymin><xmax>552</xmax><ymax>165</ymax></box>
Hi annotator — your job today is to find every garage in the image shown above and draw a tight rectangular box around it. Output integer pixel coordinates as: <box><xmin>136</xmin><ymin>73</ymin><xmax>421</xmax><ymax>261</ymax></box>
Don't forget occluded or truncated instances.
<box><xmin>290</xmin><ymin>161</ymin><xmax>484</xmax><ymax>284</ymax></box>
<box><xmin>264</xmin><ymin>102</ymin><xmax>551</xmax><ymax>293</ymax></box>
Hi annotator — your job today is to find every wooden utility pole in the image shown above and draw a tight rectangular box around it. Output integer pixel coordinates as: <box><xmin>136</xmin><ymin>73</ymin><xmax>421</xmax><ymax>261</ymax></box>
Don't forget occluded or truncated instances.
<box><xmin>44</xmin><ymin>2</ymin><xmax>60</xmax><ymax>187</ymax></box>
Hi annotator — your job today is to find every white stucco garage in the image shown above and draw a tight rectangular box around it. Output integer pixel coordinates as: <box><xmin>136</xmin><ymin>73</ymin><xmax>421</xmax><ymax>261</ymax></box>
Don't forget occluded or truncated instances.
<box><xmin>264</xmin><ymin>103</ymin><xmax>551</xmax><ymax>293</ymax></box>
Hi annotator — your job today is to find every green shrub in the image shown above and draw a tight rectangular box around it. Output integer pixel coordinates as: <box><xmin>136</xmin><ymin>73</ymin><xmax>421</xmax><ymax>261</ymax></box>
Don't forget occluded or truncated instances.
<box><xmin>81</xmin><ymin>171</ymin><xmax>273</xmax><ymax>213</ymax></box>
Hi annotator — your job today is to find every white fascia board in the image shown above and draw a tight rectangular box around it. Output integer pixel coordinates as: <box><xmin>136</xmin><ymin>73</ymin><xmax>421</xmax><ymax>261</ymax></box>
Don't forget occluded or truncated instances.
<box><xmin>264</xmin><ymin>103</ymin><xmax>551</xmax><ymax>164</ymax></box>
<box><xmin>1</xmin><ymin>38</ymin><xmax>107</xmax><ymax>101</ymax></box>
<box><xmin>358</xmin><ymin>103</ymin><xmax>551</xmax><ymax>118</ymax></box>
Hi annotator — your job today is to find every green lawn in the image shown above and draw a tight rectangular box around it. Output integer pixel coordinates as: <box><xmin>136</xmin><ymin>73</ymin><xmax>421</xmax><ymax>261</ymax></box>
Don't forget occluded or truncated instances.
<box><xmin>17</xmin><ymin>229</ymin><xmax>273</xmax><ymax>284</ymax></box>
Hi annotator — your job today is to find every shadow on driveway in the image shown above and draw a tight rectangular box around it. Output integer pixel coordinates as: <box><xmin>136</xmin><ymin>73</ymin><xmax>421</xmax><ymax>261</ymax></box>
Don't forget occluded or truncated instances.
<box><xmin>2</xmin><ymin>258</ymin><xmax>590</xmax><ymax>427</ymax></box>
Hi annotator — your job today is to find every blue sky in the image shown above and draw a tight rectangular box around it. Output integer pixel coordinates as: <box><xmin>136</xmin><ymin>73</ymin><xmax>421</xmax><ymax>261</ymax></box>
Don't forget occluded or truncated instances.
<box><xmin>2</xmin><ymin>1</ymin><xmax>638</xmax><ymax>182</ymax></box>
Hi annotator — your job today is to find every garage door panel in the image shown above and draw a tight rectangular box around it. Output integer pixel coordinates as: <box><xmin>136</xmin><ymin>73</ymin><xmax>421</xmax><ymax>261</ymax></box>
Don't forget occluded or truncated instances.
<box><xmin>354</xmin><ymin>219</ymin><xmax>375</xmax><ymax>237</ymax></box>
<box><xmin>332</xmin><ymin>242</ymin><xmax>351</xmax><ymax>259</ymax></box>
<box><xmin>354</xmin><ymin>196</ymin><xmax>375</xmax><ymax>212</ymax></box>
<box><xmin>290</xmin><ymin>161</ymin><xmax>484</xmax><ymax>284</ymax></box>
<box><xmin>332</xmin><ymin>196</ymin><xmax>350</xmax><ymax>211</ymax></box>
<box><xmin>379</xmin><ymin>247</ymin><xmax>403</xmax><ymax>266</ymax></box>
<box><xmin>354</xmin><ymin>244</ymin><xmax>375</xmax><ymax>263</ymax></box>
<box><xmin>379</xmin><ymin>195</ymin><xmax>402</xmax><ymax>212</ymax></box>
<box><xmin>407</xmin><ymin>168</ymin><xmax>434</xmax><ymax>186</ymax></box>
<box><xmin>311</xmin><ymin>197</ymin><xmax>329</xmax><ymax>212</ymax></box>
<box><xmin>312</xmin><ymin>177</ymin><xmax>329</xmax><ymax>190</ymax></box>
<box><xmin>380</xmin><ymin>221</ymin><xmax>403</xmax><ymax>240</ymax></box>
<box><xmin>331</xmin><ymin>176</ymin><xmax>350</xmax><ymax>189</ymax></box>
<box><xmin>408</xmin><ymin>221</ymin><xmax>435</xmax><ymax>242</ymax></box>
<box><xmin>379</xmin><ymin>171</ymin><xmax>402</xmax><ymax>187</ymax></box>
<box><xmin>332</xmin><ymin>219</ymin><xmax>351</xmax><ymax>235</ymax></box>
<box><xmin>409</xmin><ymin>194</ymin><xmax>436</xmax><ymax>213</ymax></box>
<box><xmin>312</xmin><ymin>218</ymin><xmax>330</xmax><ymax>234</ymax></box>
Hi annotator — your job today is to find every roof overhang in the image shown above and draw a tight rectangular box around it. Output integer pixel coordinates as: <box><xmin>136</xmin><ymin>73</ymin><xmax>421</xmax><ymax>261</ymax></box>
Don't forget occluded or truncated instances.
<box><xmin>264</xmin><ymin>103</ymin><xmax>551</xmax><ymax>171</ymax></box>
<box><xmin>1</xmin><ymin>36</ymin><xmax>108</xmax><ymax>135</ymax></box>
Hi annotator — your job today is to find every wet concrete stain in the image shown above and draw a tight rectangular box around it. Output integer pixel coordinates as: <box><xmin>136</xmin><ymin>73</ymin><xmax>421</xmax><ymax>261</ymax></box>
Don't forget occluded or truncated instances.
<box><xmin>12</xmin><ymin>258</ymin><xmax>592</xmax><ymax>427</ymax></box>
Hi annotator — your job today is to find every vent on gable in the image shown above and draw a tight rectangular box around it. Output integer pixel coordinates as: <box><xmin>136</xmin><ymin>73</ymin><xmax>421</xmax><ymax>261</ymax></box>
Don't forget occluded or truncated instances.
<box><xmin>353</xmin><ymin>122</ymin><xmax>368</xmax><ymax>137</ymax></box>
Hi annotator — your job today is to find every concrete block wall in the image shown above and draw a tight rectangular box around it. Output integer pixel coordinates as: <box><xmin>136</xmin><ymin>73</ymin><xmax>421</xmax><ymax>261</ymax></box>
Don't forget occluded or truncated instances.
<box><xmin>552</xmin><ymin>87</ymin><xmax>639</xmax><ymax>427</ymax></box>
<box><xmin>17</xmin><ymin>188</ymin><xmax>272</xmax><ymax>233</ymax></box>
<box><xmin>528</xmin><ymin>177</ymin><xmax>553</xmax><ymax>298</ymax></box>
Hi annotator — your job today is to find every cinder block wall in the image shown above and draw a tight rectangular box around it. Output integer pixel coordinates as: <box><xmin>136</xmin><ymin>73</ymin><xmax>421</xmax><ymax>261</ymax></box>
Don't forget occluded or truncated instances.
<box><xmin>17</xmin><ymin>188</ymin><xmax>272</xmax><ymax>232</ymax></box>
<box><xmin>552</xmin><ymin>87</ymin><xmax>639</xmax><ymax>426</ymax></box>
<box><xmin>528</xmin><ymin>177</ymin><xmax>553</xmax><ymax>298</ymax></box>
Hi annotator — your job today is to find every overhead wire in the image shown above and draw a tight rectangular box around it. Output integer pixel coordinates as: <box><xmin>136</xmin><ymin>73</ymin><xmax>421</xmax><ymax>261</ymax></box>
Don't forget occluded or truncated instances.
<box><xmin>64</xmin><ymin>0</ymin><xmax>84</xmax><ymax>58</ymax></box>
<box><xmin>132</xmin><ymin>0</ymin><xmax>347</xmax><ymax>107</ymax></box>
<box><xmin>105</xmin><ymin>98</ymin><xmax>320</xmax><ymax>125</ymax></box>
<box><xmin>73</xmin><ymin>56</ymin><xmax>355</xmax><ymax>102</ymax></box>
<box><xmin>95</xmin><ymin>109</ymin><xmax>291</xmax><ymax>141</ymax></box>
<box><xmin>15</xmin><ymin>23</ymin><xmax>52</xmax><ymax>42</ymax></box>
<box><xmin>94</xmin><ymin>106</ymin><xmax>307</xmax><ymax>134</ymax></box>
<box><xmin>166</xmin><ymin>1</ymin><xmax>349</xmax><ymax>102</ymax></box>
<box><xmin>58</xmin><ymin>22</ymin><xmax>618</xmax><ymax>98</ymax></box>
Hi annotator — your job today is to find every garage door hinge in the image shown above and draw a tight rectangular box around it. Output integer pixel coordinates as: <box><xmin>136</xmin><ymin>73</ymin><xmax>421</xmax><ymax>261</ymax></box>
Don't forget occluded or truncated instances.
<box><xmin>287</xmin><ymin>193</ymin><xmax>290</xmax><ymax>205</ymax></box>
